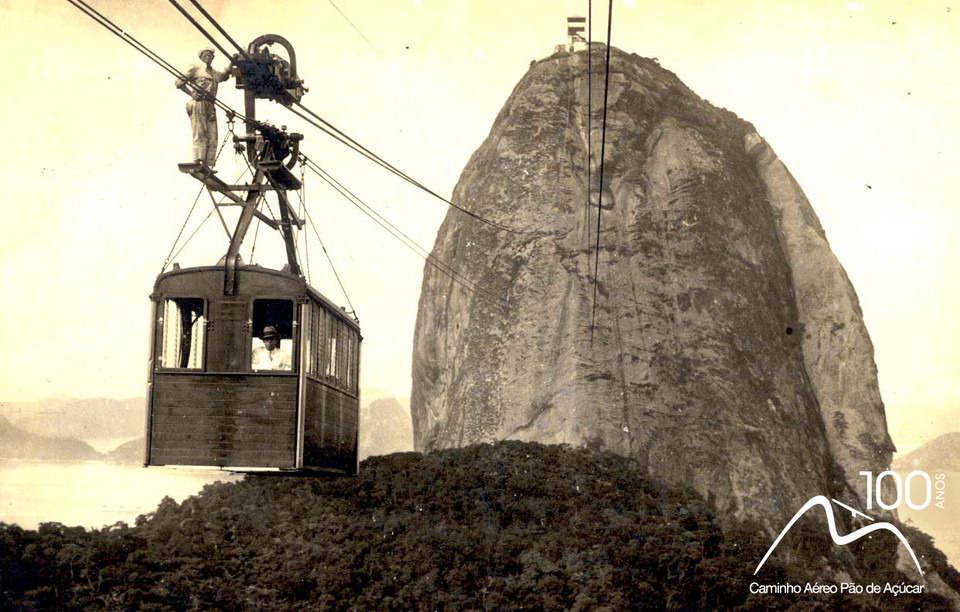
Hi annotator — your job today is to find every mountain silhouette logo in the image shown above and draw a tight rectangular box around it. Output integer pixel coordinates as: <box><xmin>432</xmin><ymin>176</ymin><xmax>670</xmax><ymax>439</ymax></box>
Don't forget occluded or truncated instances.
<box><xmin>754</xmin><ymin>495</ymin><xmax>923</xmax><ymax>576</ymax></box>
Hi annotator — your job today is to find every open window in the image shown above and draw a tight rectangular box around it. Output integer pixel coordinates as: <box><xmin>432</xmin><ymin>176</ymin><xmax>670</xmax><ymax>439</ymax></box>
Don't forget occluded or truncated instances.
<box><xmin>251</xmin><ymin>299</ymin><xmax>295</xmax><ymax>371</ymax></box>
<box><xmin>159</xmin><ymin>298</ymin><xmax>205</xmax><ymax>369</ymax></box>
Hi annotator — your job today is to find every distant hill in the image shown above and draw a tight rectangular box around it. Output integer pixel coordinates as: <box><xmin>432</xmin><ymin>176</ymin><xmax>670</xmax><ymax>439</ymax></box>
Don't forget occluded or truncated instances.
<box><xmin>2</xmin><ymin>442</ymin><xmax>957</xmax><ymax>611</ymax></box>
<box><xmin>0</xmin><ymin>395</ymin><xmax>78</xmax><ymax>420</ymax></box>
<box><xmin>0</xmin><ymin>415</ymin><xmax>102</xmax><ymax>462</ymax></box>
<box><xmin>1</xmin><ymin>393</ymin><xmax>408</xmax><ymax>447</ymax></box>
<box><xmin>359</xmin><ymin>397</ymin><xmax>413</xmax><ymax>460</ymax></box>
<box><xmin>104</xmin><ymin>437</ymin><xmax>145</xmax><ymax>465</ymax></box>
<box><xmin>893</xmin><ymin>432</ymin><xmax>960</xmax><ymax>567</ymax></box>
<box><xmin>893</xmin><ymin>432</ymin><xmax>960</xmax><ymax>472</ymax></box>
<box><xmin>360</xmin><ymin>388</ymin><xmax>410</xmax><ymax>413</ymax></box>
<box><xmin>1</xmin><ymin>397</ymin><xmax>143</xmax><ymax>441</ymax></box>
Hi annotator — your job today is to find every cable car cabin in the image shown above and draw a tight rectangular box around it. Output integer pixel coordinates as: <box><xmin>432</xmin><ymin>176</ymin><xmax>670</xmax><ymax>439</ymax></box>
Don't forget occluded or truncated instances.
<box><xmin>145</xmin><ymin>265</ymin><xmax>360</xmax><ymax>474</ymax></box>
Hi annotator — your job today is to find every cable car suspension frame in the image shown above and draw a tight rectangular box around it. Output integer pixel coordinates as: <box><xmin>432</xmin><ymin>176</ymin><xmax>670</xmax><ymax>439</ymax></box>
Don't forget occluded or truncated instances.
<box><xmin>177</xmin><ymin>34</ymin><xmax>309</xmax><ymax>296</ymax></box>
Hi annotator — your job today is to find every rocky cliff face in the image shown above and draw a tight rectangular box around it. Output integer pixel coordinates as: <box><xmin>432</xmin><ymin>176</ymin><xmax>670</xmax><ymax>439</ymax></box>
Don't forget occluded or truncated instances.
<box><xmin>411</xmin><ymin>47</ymin><xmax>895</xmax><ymax>530</ymax></box>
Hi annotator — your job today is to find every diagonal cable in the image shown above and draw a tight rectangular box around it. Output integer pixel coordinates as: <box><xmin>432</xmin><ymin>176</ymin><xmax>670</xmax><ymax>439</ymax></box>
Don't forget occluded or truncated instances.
<box><xmin>326</xmin><ymin>0</ymin><xmax>389</xmax><ymax>64</ymax></box>
<box><xmin>301</xmin><ymin>199</ymin><xmax>357</xmax><ymax>318</ymax></box>
<box><xmin>161</xmin><ymin>127</ymin><xmax>233</xmax><ymax>271</ymax></box>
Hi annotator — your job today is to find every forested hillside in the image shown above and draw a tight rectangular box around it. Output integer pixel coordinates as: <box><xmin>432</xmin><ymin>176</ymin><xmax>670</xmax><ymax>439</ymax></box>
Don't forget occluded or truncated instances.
<box><xmin>2</xmin><ymin>442</ymin><xmax>956</xmax><ymax>610</ymax></box>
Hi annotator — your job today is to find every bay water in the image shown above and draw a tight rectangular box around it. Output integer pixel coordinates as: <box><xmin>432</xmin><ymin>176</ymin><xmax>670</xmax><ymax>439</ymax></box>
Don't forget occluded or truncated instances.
<box><xmin>0</xmin><ymin>460</ymin><xmax>242</xmax><ymax>530</ymax></box>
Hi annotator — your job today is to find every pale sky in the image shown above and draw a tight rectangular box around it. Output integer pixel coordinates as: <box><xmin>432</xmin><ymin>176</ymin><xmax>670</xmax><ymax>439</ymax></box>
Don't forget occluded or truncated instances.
<box><xmin>0</xmin><ymin>0</ymin><xmax>956</xmax><ymax>453</ymax></box>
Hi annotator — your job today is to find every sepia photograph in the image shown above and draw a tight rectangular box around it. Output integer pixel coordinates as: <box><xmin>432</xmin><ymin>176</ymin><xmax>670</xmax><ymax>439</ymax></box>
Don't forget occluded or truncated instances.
<box><xmin>0</xmin><ymin>0</ymin><xmax>957</xmax><ymax>609</ymax></box>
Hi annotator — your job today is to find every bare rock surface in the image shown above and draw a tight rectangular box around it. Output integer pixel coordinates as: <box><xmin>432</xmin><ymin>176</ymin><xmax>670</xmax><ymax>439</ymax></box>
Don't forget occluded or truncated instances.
<box><xmin>412</xmin><ymin>47</ymin><xmax>894</xmax><ymax>531</ymax></box>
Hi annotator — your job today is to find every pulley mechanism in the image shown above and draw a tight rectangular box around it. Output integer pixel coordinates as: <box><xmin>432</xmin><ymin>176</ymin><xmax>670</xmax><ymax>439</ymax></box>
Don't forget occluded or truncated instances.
<box><xmin>232</xmin><ymin>34</ymin><xmax>307</xmax><ymax>107</ymax></box>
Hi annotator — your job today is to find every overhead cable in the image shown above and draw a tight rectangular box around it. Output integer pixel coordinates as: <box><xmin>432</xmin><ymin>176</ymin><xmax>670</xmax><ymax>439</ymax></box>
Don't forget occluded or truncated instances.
<box><xmin>586</xmin><ymin>0</ymin><xmax>593</xmax><ymax>306</ymax></box>
<box><xmin>66</xmin><ymin>0</ymin><xmax>248</xmax><ymax>123</ymax></box>
<box><xmin>160</xmin><ymin>125</ymin><xmax>233</xmax><ymax>271</ymax></box>
<box><xmin>67</xmin><ymin>0</ymin><xmax>181</xmax><ymax>79</ymax></box>
<box><xmin>290</xmin><ymin>102</ymin><xmax>519</xmax><ymax>234</ymax></box>
<box><xmin>587</xmin><ymin>0</ymin><xmax>593</xmax><ymax>222</ymax></box>
<box><xmin>326</xmin><ymin>0</ymin><xmax>390</xmax><ymax>64</ymax></box>
<box><xmin>188</xmin><ymin>0</ymin><xmax>253</xmax><ymax>60</ymax></box>
<box><xmin>301</xmin><ymin>154</ymin><xmax>487</xmax><ymax>299</ymax></box>
<box><xmin>301</xmin><ymin>155</ymin><xmax>506</xmax><ymax>308</ymax></box>
<box><xmin>590</xmin><ymin>0</ymin><xmax>614</xmax><ymax>344</ymax></box>
<box><xmin>167</xmin><ymin>0</ymin><xmax>235</xmax><ymax>60</ymax></box>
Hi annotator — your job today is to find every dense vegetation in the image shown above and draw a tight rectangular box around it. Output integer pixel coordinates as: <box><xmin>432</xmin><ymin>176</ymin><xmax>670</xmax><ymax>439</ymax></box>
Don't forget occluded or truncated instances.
<box><xmin>1</xmin><ymin>442</ymin><xmax>957</xmax><ymax>610</ymax></box>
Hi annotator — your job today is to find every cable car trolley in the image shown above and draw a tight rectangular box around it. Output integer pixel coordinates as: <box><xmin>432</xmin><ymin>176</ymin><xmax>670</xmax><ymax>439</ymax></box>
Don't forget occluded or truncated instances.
<box><xmin>145</xmin><ymin>35</ymin><xmax>360</xmax><ymax>475</ymax></box>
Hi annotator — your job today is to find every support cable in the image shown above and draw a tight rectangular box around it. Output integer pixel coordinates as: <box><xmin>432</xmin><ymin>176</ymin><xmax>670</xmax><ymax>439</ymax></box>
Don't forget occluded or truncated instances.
<box><xmin>298</xmin><ymin>164</ymin><xmax>311</xmax><ymax>284</ymax></box>
<box><xmin>161</xmin><ymin>181</ymin><xmax>207</xmax><ymax>272</ymax></box>
<box><xmin>301</xmin><ymin>154</ymin><xmax>481</xmax><ymax>294</ymax></box>
<box><xmin>167</xmin><ymin>0</ymin><xmax>235</xmax><ymax>60</ymax></box>
<box><xmin>160</xmin><ymin>127</ymin><xmax>233</xmax><ymax>271</ymax></box>
<box><xmin>300</xmin><ymin>199</ymin><xmax>357</xmax><ymax>318</ymax></box>
<box><xmin>289</xmin><ymin>103</ymin><xmax>519</xmax><ymax>234</ymax></box>
<box><xmin>188</xmin><ymin>0</ymin><xmax>253</xmax><ymax>60</ymax></box>
<box><xmin>325</xmin><ymin>0</ymin><xmax>389</xmax><ymax>64</ymax></box>
<box><xmin>587</xmin><ymin>0</ymin><xmax>593</xmax><ymax>218</ymax></box>
<box><xmin>590</xmin><ymin>0</ymin><xmax>614</xmax><ymax>344</ymax></box>
<box><xmin>261</xmin><ymin>195</ymin><xmax>278</xmax><ymax>224</ymax></box>
<box><xmin>66</xmin><ymin>0</ymin><xmax>249</xmax><ymax>123</ymax></box>
<box><xmin>167</xmin><ymin>208</ymin><xmax>216</xmax><ymax>264</ymax></box>
<box><xmin>301</xmin><ymin>155</ymin><xmax>505</xmax><ymax>307</ymax></box>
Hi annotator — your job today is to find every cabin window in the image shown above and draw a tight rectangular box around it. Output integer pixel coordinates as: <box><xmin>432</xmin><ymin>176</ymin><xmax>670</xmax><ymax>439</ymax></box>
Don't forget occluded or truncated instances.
<box><xmin>306</xmin><ymin>305</ymin><xmax>323</xmax><ymax>378</ymax></box>
<box><xmin>251</xmin><ymin>299</ymin><xmax>294</xmax><ymax>371</ymax></box>
<box><xmin>326</xmin><ymin>314</ymin><xmax>340</xmax><ymax>380</ymax></box>
<box><xmin>304</xmin><ymin>304</ymin><xmax>359</xmax><ymax>394</ymax></box>
<box><xmin>159</xmin><ymin>298</ymin><xmax>205</xmax><ymax>369</ymax></box>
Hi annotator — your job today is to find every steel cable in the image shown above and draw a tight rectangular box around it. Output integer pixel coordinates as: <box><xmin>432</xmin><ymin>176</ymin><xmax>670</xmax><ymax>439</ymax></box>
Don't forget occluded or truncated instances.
<box><xmin>590</xmin><ymin>0</ymin><xmax>614</xmax><ymax>344</ymax></box>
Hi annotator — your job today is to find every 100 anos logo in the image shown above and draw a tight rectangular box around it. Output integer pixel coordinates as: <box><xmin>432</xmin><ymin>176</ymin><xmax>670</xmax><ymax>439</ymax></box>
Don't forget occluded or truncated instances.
<box><xmin>859</xmin><ymin>470</ymin><xmax>946</xmax><ymax>510</ymax></box>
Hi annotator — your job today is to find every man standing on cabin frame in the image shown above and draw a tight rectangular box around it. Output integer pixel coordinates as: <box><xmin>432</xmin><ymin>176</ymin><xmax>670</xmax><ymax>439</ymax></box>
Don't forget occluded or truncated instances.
<box><xmin>176</xmin><ymin>47</ymin><xmax>234</xmax><ymax>168</ymax></box>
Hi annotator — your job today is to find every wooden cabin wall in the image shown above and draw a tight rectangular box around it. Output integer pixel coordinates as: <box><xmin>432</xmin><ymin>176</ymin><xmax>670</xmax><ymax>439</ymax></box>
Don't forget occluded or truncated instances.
<box><xmin>302</xmin><ymin>378</ymin><xmax>358</xmax><ymax>473</ymax></box>
<box><xmin>150</xmin><ymin>373</ymin><xmax>298</xmax><ymax>467</ymax></box>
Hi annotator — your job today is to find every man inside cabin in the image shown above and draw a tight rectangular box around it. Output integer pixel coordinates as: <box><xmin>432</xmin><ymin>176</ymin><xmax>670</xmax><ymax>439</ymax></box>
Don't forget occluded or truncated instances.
<box><xmin>176</xmin><ymin>47</ymin><xmax>234</xmax><ymax>168</ymax></box>
<box><xmin>252</xmin><ymin>326</ymin><xmax>292</xmax><ymax>371</ymax></box>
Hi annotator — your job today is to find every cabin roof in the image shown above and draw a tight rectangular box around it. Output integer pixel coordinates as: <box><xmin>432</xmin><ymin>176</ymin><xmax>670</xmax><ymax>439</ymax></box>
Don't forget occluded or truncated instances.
<box><xmin>153</xmin><ymin>265</ymin><xmax>360</xmax><ymax>332</ymax></box>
